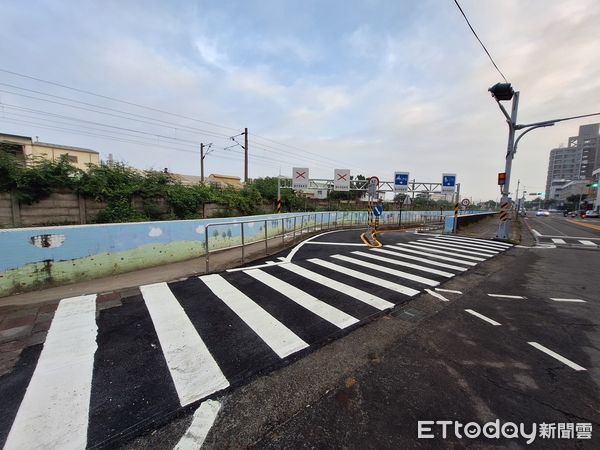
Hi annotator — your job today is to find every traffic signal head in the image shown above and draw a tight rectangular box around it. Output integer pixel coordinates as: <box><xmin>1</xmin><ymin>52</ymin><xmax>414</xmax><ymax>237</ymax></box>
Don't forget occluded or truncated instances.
<box><xmin>497</xmin><ymin>172</ymin><xmax>506</xmax><ymax>185</ymax></box>
<box><xmin>489</xmin><ymin>83</ymin><xmax>514</xmax><ymax>101</ymax></box>
<box><xmin>592</xmin><ymin>182</ymin><xmax>599</xmax><ymax>188</ymax></box>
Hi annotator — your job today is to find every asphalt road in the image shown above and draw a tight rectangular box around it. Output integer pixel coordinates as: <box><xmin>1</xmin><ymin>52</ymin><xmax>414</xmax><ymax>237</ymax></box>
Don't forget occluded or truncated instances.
<box><xmin>3</xmin><ymin>227</ymin><xmax>600</xmax><ymax>449</ymax></box>
<box><xmin>526</xmin><ymin>214</ymin><xmax>600</xmax><ymax>248</ymax></box>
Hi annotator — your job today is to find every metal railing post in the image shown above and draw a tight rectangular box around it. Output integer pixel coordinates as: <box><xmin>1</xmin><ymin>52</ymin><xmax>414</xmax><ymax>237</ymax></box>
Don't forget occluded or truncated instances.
<box><xmin>281</xmin><ymin>218</ymin><xmax>285</xmax><ymax>247</ymax></box>
<box><xmin>265</xmin><ymin>220</ymin><xmax>268</xmax><ymax>255</ymax></box>
<box><xmin>205</xmin><ymin>224</ymin><xmax>210</xmax><ymax>273</ymax></box>
<box><xmin>293</xmin><ymin>216</ymin><xmax>297</xmax><ymax>241</ymax></box>
<box><xmin>241</xmin><ymin>223</ymin><xmax>245</xmax><ymax>264</ymax></box>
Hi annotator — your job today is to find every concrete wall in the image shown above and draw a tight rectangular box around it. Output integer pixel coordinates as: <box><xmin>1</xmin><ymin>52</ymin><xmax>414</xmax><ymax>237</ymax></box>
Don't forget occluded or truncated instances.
<box><xmin>0</xmin><ymin>211</ymin><xmax>367</xmax><ymax>297</ymax></box>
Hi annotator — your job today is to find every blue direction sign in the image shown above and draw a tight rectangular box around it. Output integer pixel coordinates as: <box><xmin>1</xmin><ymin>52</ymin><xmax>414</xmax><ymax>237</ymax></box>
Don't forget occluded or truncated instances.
<box><xmin>442</xmin><ymin>173</ymin><xmax>456</xmax><ymax>192</ymax></box>
<box><xmin>394</xmin><ymin>172</ymin><xmax>409</xmax><ymax>191</ymax></box>
<box><xmin>373</xmin><ymin>204</ymin><xmax>383</xmax><ymax>217</ymax></box>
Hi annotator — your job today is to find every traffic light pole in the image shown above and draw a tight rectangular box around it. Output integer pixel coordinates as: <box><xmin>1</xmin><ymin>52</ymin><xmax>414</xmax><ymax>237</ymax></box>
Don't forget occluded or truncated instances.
<box><xmin>496</xmin><ymin>92</ymin><xmax>519</xmax><ymax>241</ymax></box>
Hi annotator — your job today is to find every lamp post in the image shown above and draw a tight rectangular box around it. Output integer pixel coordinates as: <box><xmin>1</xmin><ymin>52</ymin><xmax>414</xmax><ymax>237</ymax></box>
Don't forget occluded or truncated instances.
<box><xmin>488</xmin><ymin>83</ymin><xmax>600</xmax><ymax>241</ymax></box>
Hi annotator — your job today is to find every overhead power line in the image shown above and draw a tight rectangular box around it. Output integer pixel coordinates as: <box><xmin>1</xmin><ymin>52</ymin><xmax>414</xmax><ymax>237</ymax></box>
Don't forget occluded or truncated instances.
<box><xmin>452</xmin><ymin>0</ymin><xmax>508</xmax><ymax>83</ymax></box>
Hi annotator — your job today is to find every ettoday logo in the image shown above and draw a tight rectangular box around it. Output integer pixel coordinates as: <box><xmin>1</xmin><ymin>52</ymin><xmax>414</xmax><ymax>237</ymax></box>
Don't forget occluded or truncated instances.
<box><xmin>418</xmin><ymin>420</ymin><xmax>592</xmax><ymax>444</ymax></box>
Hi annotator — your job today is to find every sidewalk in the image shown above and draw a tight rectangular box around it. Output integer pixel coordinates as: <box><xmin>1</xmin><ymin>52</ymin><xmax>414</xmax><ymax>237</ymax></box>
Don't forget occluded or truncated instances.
<box><xmin>455</xmin><ymin>215</ymin><xmax>534</xmax><ymax>246</ymax></box>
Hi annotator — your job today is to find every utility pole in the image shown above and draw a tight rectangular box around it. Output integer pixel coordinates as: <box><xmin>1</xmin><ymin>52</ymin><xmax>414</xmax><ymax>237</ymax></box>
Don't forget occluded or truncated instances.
<box><xmin>200</xmin><ymin>143</ymin><xmax>204</xmax><ymax>183</ymax></box>
<box><xmin>244</xmin><ymin>127</ymin><xmax>248</xmax><ymax>183</ymax></box>
<box><xmin>200</xmin><ymin>143</ymin><xmax>212</xmax><ymax>183</ymax></box>
<box><xmin>497</xmin><ymin>91</ymin><xmax>519</xmax><ymax>241</ymax></box>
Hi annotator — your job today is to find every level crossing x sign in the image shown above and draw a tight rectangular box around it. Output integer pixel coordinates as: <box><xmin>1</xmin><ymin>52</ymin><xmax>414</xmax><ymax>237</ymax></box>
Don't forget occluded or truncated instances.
<box><xmin>292</xmin><ymin>167</ymin><xmax>309</xmax><ymax>189</ymax></box>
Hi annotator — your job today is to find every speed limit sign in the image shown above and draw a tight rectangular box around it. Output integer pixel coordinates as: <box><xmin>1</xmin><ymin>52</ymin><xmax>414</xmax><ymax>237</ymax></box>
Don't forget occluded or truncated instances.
<box><xmin>461</xmin><ymin>198</ymin><xmax>471</xmax><ymax>207</ymax></box>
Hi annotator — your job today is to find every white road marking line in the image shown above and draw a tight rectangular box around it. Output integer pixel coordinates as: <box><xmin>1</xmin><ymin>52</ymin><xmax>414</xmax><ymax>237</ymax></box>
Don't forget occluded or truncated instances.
<box><xmin>440</xmin><ymin>235</ymin><xmax>512</xmax><ymax>248</ymax></box>
<box><xmin>399</xmin><ymin>242</ymin><xmax>485</xmax><ymax>262</ymax></box>
<box><xmin>465</xmin><ymin>309</ymin><xmax>501</xmax><ymax>326</ymax></box>
<box><xmin>227</xmin><ymin>261</ymin><xmax>282</xmax><ymax>273</ymax></box>
<box><xmin>424</xmin><ymin>289</ymin><xmax>449</xmax><ymax>302</ymax></box>
<box><xmin>487</xmin><ymin>294</ymin><xmax>526</xmax><ymax>299</ymax></box>
<box><xmin>305</xmin><ymin>242</ymin><xmax>366</xmax><ymax>246</ymax></box>
<box><xmin>579</xmin><ymin>240</ymin><xmax>597</xmax><ymax>246</ymax></box>
<box><xmin>551</xmin><ymin>238</ymin><xmax>566</xmax><ymax>244</ymax></box>
<box><xmin>307</xmin><ymin>258</ymin><xmax>420</xmax><ymax>297</ymax></box>
<box><xmin>331</xmin><ymin>254</ymin><xmax>440</xmax><ymax>287</ymax></box>
<box><xmin>200</xmin><ymin>275</ymin><xmax>308</xmax><ymax>358</ymax></box>
<box><xmin>141</xmin><ymin>282</ymin><xmax>230</xmax><ymax>406</ymax></box>
<box><xmin>372</xmin><ymin>248</ymin><xmax>467</xmax><ymax>271</ymax></box>
<box><xmin>279</xmin><ymin>263</ymin><xmax>394</xmax><ymax>311</ymax></box>
<box><xmin>4</xmin><ymin>294</ymin><xmax>98</xmax><ymax>450</ymax></box>
<box><xmin>416</xmin><ymin>240</ymin><xmax>495</xmax><ymax>257</ymax></box>
<box><xmin>277</xmin><ymin>256</ymin><xmax>287</xmax><ymax>261</ymax></box>
<box><xmin>388</xmin><ymin>244</ymin><xmax>477</xmax><ymax>266</ymax></box>
<box><xmin>435</xmin><ymin>288</ymin><xmax>463</xmax><ymax>294</ymax></box>
<box><xmin>528</xmin><ymin>342</ymin><xmax>586</xmax><ymax>371</ymax></box>
<box><xmin>285</xmin><ymin>229</ymin><xmax>349</xmax><ymax>262</ymax></box>
<box><xmin>434</xmin><ymin>235</ymin><xmax>509</xmax><ymax>250</ymax></box>
<box><xmin>426</xmin><ymin>238</ymin><xmax>500</xmax><ymax>254</ymax></box>
<box><xmin>351</xmin><ymin>251</ymin><xmax>454</xmax><ymax>278</ymax></box>
<box><xmin>174</xmin><ymin>400</ymin><xmax>221</xmax><ymax>450</ymax></box>
<box><xmin>245</xmin><ymin>269</ymin><xmax>360</xmax><ymax>329</ymax></box>
<box><xmin>550</xmin><ymin>298</ymin><xmax>587</xmax><ymax>303</ymax></box>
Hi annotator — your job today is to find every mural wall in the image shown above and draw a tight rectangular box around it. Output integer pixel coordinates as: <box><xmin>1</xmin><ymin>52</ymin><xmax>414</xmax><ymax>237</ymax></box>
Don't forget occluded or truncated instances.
<box><xmin>0</xmin><ymin>210</ymin><xmax>459</xmax><ymax>297</ymax></box>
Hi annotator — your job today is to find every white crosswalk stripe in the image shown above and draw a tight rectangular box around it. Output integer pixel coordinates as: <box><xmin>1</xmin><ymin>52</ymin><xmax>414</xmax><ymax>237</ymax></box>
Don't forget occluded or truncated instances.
<box><xmin>278</xmin><ymin>263</ymin><xmax>394</xmax><ymax>311</ymax></box>
<box><xmin>579</xmin><ymin>240</ymin><xmax>597</xmax><ymax>246</ymax></box>
<box><xmin>307</xmin><ymin>258</ymin><xmax>420</xmax><ymax>296</ymax></box>
<box><xmin>424</xmin><ymin>238</ymin><xmax>500</xmax><ymax>254</ymax></box>
<box><xmin>245</xmin><ymin>269</ymin><xmax>360</xmax><ymax>329</ymax></box>
<box><xmin>331</xmin><ymin>254</ymin><xmax>440</xmax><ymax>287</ymax></box>
<box><xmin>551</xmin><ymin>238</ymin><xmax>566</xmax><ymax>244</ymax></box>
<box><xmin>350</xmin><ymin>251</ymin><xmax>455</xmax><ymax>278</ymax></box>
<box><xmin>415</xmin><ymin>240</ymin><xmax>495</xmax><ymax>257</ymax></box>
<box><xmin>387</xmin><ymin>244</ymin><xmax>477</xmax><ymax>266</ymax></box>
<box><xmin>141</xmin><ymin>282</ymin><xmax>230</xmax><ymax>406</ymax></box>
<box><xmin>4</xmin><ymin>295</ymin><xmax>97</xmax><ymax>450</ymax></box>
<box><xmin>371</xmin><ymin>247</ymin><xmax>468</xmax><ymax>271</ymax></box>
<box><xmin>200</xmin><ymin>274</ymin><xmax>309</xmax><ymax>358</ymax></box>
<box><xmin>395</xmin><ymin>242</ymin><xmax>485</xmax><ymax>262</ymax></box>
<box><xmin>435</xmin><ymin>235</ymin><xmax>512</xmax><ymax>249</ymax></box>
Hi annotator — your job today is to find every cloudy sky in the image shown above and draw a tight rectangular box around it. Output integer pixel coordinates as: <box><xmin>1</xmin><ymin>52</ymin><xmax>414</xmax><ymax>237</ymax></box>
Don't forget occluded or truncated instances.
<box><xmin>1</xmin><ymin>0</ymin><xmax>599</xmax><ymax>201</ymax></box>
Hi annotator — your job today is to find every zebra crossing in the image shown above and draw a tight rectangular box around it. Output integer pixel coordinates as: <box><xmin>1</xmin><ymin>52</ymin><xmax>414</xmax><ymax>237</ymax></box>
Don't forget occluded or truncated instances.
<box><xmin>0</xmin><ymin>234</ymin><xmax>512</xmax><ymax>449</ymax></box>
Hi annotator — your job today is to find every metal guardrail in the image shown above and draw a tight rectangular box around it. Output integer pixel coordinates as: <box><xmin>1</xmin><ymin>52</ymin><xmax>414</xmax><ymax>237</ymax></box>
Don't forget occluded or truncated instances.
<box><xmin>203</xmin><ymin>210</ymin><xmax>450</xmax><ymax>273</ymax></box>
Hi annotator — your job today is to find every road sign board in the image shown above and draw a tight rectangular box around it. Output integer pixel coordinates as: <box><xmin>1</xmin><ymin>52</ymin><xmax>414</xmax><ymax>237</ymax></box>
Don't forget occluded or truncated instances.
<box><xmin>367</xmin><ymin>176</ymin><xmax>379</xmax><ymax>198</ymax></box>
<box><xmin>461</xmin><ymin>198</ymin><xmax>471</xmax><ymax>207</ymax></box>
<box><xmin>333</xmin><ymin>169</ymin><xmax>350</xmax><ymax>191</ymax></box>
<box><xmin>394</xmin><ymin>172</ymin><xmax>409</xmax><ymax>191</ymax></box>
<box><xmin>373</xmin><ymin>204</ymin><xmax>383</xmax><ymax>217</ymax></box>
<box><xmin>441</xmin><ymin>173</ymin><xmax>456</xmax><ymax>192</ymax></box>
<box><xmin>292</xmin><ymin>167</ymin><xmax>309</xmax><ymax>189</ymax></box>
<box><xmin>402</xmin><ymin>195</ymin><xmax>412</xmax><ymax>207</ymax></box>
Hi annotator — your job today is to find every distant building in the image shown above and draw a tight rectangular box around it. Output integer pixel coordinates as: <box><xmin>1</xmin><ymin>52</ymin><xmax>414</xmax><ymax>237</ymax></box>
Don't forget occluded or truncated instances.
<box><xmin>206</xmin><ymin>174</ymin><xmax>243</xmax><ymax>189</ymax></box>
<box><xmin>0</xmin><ymin>133</ymin><xmax>100</xmax><ymax>171</ymax></box>
<box><xmin>556</xmin><ymin>179</ymin><xmax>591</xmax><ymax>202</ymax></box>
<box><xmin>545</xmin><ymin>124</ymin><xmax>600</xmax><ymax>198</ymax></box>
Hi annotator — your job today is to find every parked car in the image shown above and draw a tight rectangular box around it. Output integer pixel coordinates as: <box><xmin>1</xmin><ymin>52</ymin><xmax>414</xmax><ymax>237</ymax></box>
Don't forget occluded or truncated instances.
<box><xmin>584</xmin><ymin>210</ymin><xmax>599</xmax><ymax>218</ymax></box>
<box><xmin>536</xmin><ymin>210</ymin><xmax>550</xmax><ymax>217</ymax></box>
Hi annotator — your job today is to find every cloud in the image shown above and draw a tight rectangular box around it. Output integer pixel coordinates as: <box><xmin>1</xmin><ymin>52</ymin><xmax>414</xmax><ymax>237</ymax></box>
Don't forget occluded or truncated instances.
<box><xmin>148</xmin><ymin>227</ymin><xmax>163</xmax><ymax>237</ymax></box>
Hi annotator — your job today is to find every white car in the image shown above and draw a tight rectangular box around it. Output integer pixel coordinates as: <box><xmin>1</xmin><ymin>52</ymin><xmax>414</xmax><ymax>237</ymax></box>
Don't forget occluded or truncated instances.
<box><xmin>536</xmin><ymin>210</ymin><xmax>550</xmax><ymax>217</ymax></box>
<box><xmin>585</xmin><ymin>210</ymin><xmax>599</xmax><ymax>218</ymax></box>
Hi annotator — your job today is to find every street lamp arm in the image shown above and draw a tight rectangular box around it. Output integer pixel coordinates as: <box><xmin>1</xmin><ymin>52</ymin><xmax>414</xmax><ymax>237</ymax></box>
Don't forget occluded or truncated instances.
<box><xmin>512</xmin><ymin>123</ymin><xmax>555</xmax><ymax>156</ymax></box>
<box><xmin>515</xmin><ymin>112</ymin><xmax>600</xmax><ymax>130</ymax></box>
<box><xmin>494</xmin><ymin>99</ymin><xmax>513</xmax><ymax>124</ymax></box>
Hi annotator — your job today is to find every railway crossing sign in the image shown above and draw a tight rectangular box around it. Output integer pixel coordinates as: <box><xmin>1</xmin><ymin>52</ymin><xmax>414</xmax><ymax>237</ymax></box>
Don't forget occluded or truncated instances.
<box><xmin>333</xmin><ymin>169</ymin><xmax>350</xmax><ymax>191</ymax></box>
<box><xmin>292</xmin><ymin>167</ymin><xmax>309</xmax><ymax>189</ymax></box>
